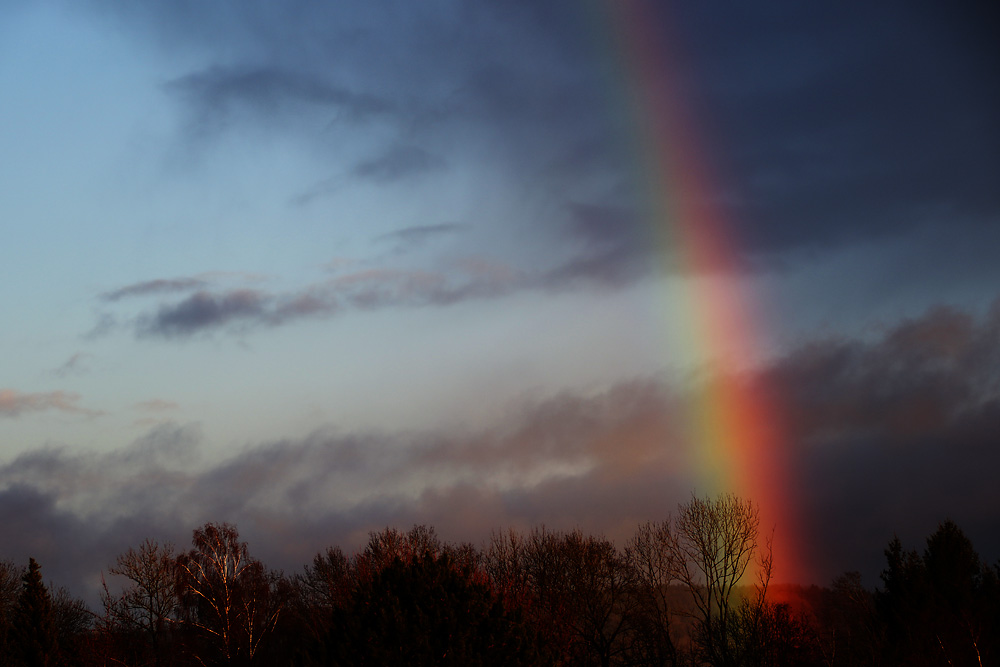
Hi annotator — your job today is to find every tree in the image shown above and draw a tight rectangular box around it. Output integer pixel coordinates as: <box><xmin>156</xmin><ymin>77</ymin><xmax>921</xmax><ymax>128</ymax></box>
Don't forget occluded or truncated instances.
<box><xmin>12</xmin><ymin>558</ymin><xmax>59</xmax><ymax>667</ymax></box>
<box><xmin>351</xmin><ymin>524</ymin><xmax>443</xmax><ymax>584</ymax></box>
<box><xmin>100</xmin><ymin>538</ymin><xmax>179</xmax><ymax>666</ymax></box>
<box><xmin>51</xmin><ymin>586</ymin><xmax>92</xmax><ymax>666</ymax></box>
<box><xmin>0</xmin><ymin>559</ymin><xmax>22</xmax><ymax>660</ymax></box>
<box><xmin>877</xmin><ymin>520</ymin><xmax>999</xmax><ymax>666</ymax></box>
<box><xmin>817</xmin><ymin>571</ymin><xmax>882</xmax><ymax>666</ymax></box>
<box><xmin>626</xmin><ymin>521</ymin><xmax>680</xmax><ymax>666</ymax></box>
<box><xmin>175</xmin><ymin>523</ymin><xmax>281</xmax><ymax>666</ymax></box>
<box><xmin>557</xmin><ymin>531</ymin><xmax>639</xmax><ymax>667</ymax></box>
<box><xmin>329</xmin><ymin>550</ymin><xmax>541</xmax><ymax>666</ymax></box>
<box><xmin>291</xmin><ymin>546</ymin><xmax>352</xmax><ymax>666</ymax></box>
<box><xmin>666</xmin><ymin>494</ymin><xmax>768</xmax><ymax>667</ymax></box>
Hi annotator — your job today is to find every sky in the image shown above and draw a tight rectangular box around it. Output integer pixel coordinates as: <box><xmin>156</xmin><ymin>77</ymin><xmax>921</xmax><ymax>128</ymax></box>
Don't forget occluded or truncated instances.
<box><xmin>1</xmin><ymin>0</ymin><xmax>999</xmax><ymax>603</ymax></box>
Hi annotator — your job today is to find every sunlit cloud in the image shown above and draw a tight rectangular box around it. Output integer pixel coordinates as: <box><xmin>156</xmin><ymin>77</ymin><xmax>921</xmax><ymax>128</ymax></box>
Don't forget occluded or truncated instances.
<box><xmin>0</xmin><ymin>389</ymin><xmax>103</xmax><ymax>419</ymax></box>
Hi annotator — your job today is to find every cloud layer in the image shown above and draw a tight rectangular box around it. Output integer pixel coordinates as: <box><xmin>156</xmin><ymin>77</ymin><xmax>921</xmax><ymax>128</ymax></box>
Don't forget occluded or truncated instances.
<box><xmin>5</xmin><ymin>299</ymin><xmax>998</xmax><ymax>603</ymax></box>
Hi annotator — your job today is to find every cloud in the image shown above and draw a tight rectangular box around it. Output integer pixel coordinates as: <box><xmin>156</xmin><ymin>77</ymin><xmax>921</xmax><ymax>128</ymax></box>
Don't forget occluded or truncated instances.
<box><xmin>761</xmin><ymin>298</ymin><xmax>1000</xmax><ymax>581</ymax></box>
<box><xmin>103</xmin><ymin>264</ymin><xmax>520</xmax><ymax>338</ymax></box>
<box><xmin>376</xmin><ymin>223</ymin><xmax>467</xmax><ymax>249</ymax></box>
<box><xmin>771</xmin><ymin>302</ymin><xmax>1000</xmax><ymax>446</ymax></box>
<box><xmin>0</xmin><ymin>381</ymin><xmax>684</xmax><ymax>604</ymax></box>
<box><xmin>102</xmin><ymin>278</ymin><xmax>209</xmax><ymax>302</ymax></box>
<box><xmin>76</xmin><ymin>1</ymin><xmax>999</xmax><ymax>275</ymax></box>
<box><xmin>4</xmin><ymin>299</ymin><xmax>1000</xmax><ymax>601</ymax></box>
<box><xmin>0</xmin><ymin>389</ymin><xmax>102</xmax><ymax>419</ymax></box>
<box><xmin>135</xmin><ymin>290</ymin><xmax>270</xmax><ymax>338</ymax></box>
<box><xmin>53</xmin><ymin>352</ymin><xmax>92</xmax><ymax>378</ymax></box>
<box><xmin>667</xmin><ymin>3</ymin><xmax>1000</xmax><ymax>260</ymax></box>
<box><xmin>165</xmin><ymin>66</ymin><xmax>394</xmax><ymax>133</ymax></box>
<box><xmin>351</xmin><ymin>145</ymin><xmax>446</xmax><ymax>183</ymax></box>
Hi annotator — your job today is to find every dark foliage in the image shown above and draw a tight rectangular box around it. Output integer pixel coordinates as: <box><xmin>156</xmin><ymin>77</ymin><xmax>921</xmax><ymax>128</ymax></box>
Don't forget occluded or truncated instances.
<box><xmin>2</xmin><ymin>504</ymin><xmax>997</xmax><ymax>667</ymax></box>
<box><xmin>326</xmin><ymin>550</ymin><xmax>543</xmax><ymax>666</ymax></box>
<box><xmin>877</xmin><ymin>520</ymin><xmax>998</xmax><ymax>667</ymax></box>
<box><xmin>12</xmin><ymin>558</ymin><xmax>59</xmax><ymax>667</ymax></box>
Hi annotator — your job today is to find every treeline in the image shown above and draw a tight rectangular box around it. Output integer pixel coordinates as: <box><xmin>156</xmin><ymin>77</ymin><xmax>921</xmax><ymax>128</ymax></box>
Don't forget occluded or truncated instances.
<box><xmin>1</xmin><ymin>494</ymin><xmax>997</xmax><ymax>666</ymax></box>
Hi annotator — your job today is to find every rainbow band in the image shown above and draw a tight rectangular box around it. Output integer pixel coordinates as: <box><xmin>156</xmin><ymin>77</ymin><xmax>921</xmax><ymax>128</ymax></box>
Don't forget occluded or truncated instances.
<box><xmin>601</xmin><ymin>0</ymin><xmax>809</xmax><ymax>584</ymax></box>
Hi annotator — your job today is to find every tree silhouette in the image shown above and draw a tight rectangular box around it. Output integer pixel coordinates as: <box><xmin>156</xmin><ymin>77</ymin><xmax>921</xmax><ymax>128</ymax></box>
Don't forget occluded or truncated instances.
<box><xmin>627</xmin><ymin>520</ymin><xmax>681</xmax><ymax>666</ymax></box>
<box><xmin>12</xmin><ymin>558</ymin><xmax>58</xmax><ymax>667</ymax></box>
<box><xmin>0</xmin><ymin>559</ymin><xmax>21</xmax><ymax>661</ymax></box>
<box><xmin>666</xmin><ymin>494</ymin><xmax>769</xmax><ymax>667</ymax></box>
<box><xmin>878</xmin><ymin>520</ymin><xmax>998</xmax><ymax>666</ymax></box>
<box><xmin>329</xmin><ymin>550</ymin><xmax>542</xmax><ymax>666</ymax></box>
<box><xmin>101</xmin><ymin>538</ymin><xmax>179</xmax><ymax>666</ymax></box>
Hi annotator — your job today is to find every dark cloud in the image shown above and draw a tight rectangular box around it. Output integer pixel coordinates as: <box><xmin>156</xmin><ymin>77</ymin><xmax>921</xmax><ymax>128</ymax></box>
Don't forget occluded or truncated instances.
<box><xmin>136</xmin><ymin>289</ymin><xmax>270</xmax><ymax>338</ymax></box>
<box><xmin>0</xmin><ymin>389</ymin><xmax>102</xmax><ymax>418</ymax></box>
<box><xmin>667</xmin><ymin>3</ymin><xmax>1000</xmax><ymax>259</ymax></box>
<box><xmin>102</xmin><ymin>278</ymin><xmax>208</xmax><ymax>302</ymax></box>
<box><xmin>764</xmin><ymin>299</ymin><xmax>1000</xmax><ymax>582</ymax></box>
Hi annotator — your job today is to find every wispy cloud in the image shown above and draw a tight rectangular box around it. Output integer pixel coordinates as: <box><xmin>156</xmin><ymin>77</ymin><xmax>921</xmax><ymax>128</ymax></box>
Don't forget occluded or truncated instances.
<box><xmin>134</xmin><ymin>399</ymin><xmax>180</xmax><ymax>412</ymax></box>
<box><xmin>101</xmin><ymin>262</ymin><xmax>521</xmax><ymax>338</ymax></box>
<box><xmin>52</xmin><ymin>352</ymin><xmax>93</xmax><ymax>378</ymax></box>
<box><xmin>165</xmin><ymin>66</ymin><xmax>395</xmax><ymax>133</ymax></box>
<box><xmin>351</xmin><ymin>145</ymin><xmax>446</xmax><ymax>183</ymax></box>
<box><xmin>102</xmin><ymin>278</ymin><xmax>209</xmax><ymax>302</ymax></box>
<box><xmin>0</xmin><ymin>389</ymin><xmax>103</xmax><ymax>418</ymax></box>
<box><xmin>376</xmin><ymin>223</ymin><xmax>467</xmax><ymax>250</ymax></box>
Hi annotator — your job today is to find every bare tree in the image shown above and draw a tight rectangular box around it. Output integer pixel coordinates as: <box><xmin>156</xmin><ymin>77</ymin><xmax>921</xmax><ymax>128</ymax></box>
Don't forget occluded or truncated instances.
<box><xmin>553</xmin><ymin>530</ymin><xmax>639</xmax><ymax>667</ymax></box>
<box><xmin>667</xmin><ymin>494</ymin><xmax>768</xmax><ymax>667</ymax></box>
<box><xmin>626</xmin><ymin>521</ymin><xmax>680</xmax><ymax>666</ymax></box>
<box><xmin>176</xmin><ymin>523</ymin><xmax>280</xmax><ymax>666</ymax></box>
<box><xmin>101</xmin><ymin>538</ymin><xmax>179</xmax><ymax>666</ymax></box>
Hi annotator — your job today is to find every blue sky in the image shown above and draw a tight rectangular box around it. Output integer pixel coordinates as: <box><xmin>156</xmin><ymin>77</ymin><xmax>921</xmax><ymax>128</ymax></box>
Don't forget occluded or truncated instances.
<box><xmin>2</xmin><ymin>0</ymin><xmax>998</xmax><ymax>601</ymax></box>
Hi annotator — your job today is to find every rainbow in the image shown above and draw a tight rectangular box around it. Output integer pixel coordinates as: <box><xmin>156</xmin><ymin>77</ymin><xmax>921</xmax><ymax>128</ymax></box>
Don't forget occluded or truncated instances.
<box><xmin>599</xmin><ymin>1</ymin><xmax>811</xmax><ymax>584</ymax></box>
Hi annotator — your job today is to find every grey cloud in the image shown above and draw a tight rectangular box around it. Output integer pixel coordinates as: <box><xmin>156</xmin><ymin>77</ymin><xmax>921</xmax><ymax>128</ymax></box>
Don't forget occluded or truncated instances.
<box><xmin>351</xmin><ymin>145</ymin><xmax>446</xmax><ymax>183</ymax></box>
<box><xmin>102</xmin><ymin>278</ymin><xmax>208</xmax><ymax>302</ymax></box>
<box><xmin>4</xmin><ymin>298</ymin><xmax>1000</xmax><ymax>601</ymax></box>
<box><xmin>166</xmin><ymin>66</ymin><xmax>394</xmax><ymax>131</ymax></box>
<box><xmin>0</xmin><ymin>381</ymin><xmax>683</xmax><ymax>605</ymax></box>
<box><xmin>770</xmin><ymin>301</ymin><xmax>1000</xmax><ymax>446</ymax></box>
<box><xmin>761</xmin><ymin>298</ymin><xmax>1000</xmax><ymax>581</ymax></box>
<box><xmin>136</xmin><ymin>289</ymin><xmax>270</xmax><ymax>338</ymax></box>
<box><xmin>537</xmin><ymin>203</ymin><xmax>654</xmax><ymax>288</ymax></box>
<box><xmin>0</xmin><ymin>389</ymin><xmax>102</xmax><ymax>418</ymax></box>
<box><xmin>376</xmin><ymin>223</ymin><xmax>466</xmax><ymax>248</ymax></box>
<box><xmin>131</xmin><ymin>287</ymin><xmax>343</xmax><ymax>339</ymax></box>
